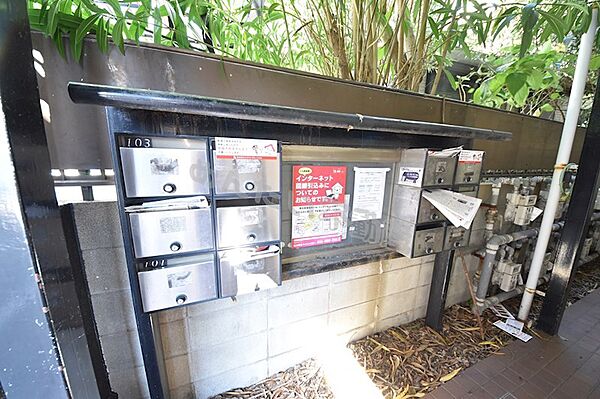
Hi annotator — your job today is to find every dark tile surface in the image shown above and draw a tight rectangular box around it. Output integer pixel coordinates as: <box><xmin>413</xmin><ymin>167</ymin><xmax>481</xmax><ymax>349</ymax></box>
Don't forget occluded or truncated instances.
<box><xmin>424</xmin><ymin>288</ymin><xmax>600</xmax><ymax>399</ymax></box>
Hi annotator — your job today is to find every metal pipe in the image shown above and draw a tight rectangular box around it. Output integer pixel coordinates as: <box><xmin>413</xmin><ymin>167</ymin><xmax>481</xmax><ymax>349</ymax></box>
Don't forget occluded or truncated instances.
<box><xmin>474</xmin><ymin>223</ymin><xmax>563</xmax><ymax>311</ymax></box>
<box><xmin>518</xmin><ymin>8</ymin><xmax>599</xmax><ymax>321</ymax></box>
<box><xmin>479</xmin><ymin>275</ymin><xmax>550</xmax><ymax>313</ymax></box>
<box><xmin>475</xmin><ymin>229</ymin><xmax>541</xmax><ymax>309</ymax></box>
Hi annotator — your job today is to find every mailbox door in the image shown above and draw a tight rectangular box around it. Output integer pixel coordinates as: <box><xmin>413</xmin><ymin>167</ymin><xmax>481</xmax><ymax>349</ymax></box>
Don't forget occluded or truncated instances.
<box><xmin>216</xmin><ymin>205</ymin><xmax>280</xmax><ymax>248</ymax></box>
<box><xmin>138</xmin><ymin>261</ymin><xmax>217</xmax><ymax>312</ymax></box>
<box><xmin>423</xmin><ymin>153</ymin><xmax>457</xmax><ymax>187</ymax></box>
<box><xmin>129</xmin><ymin>208</ymin><xmax>213</xmax><ymax>258</ymax></box>
<box><xmin>218</xmin><ymin>246</ymin><xmax>281</xmax><ymax>297</ymax></box>
<box><xmin>455</xmin><ymin>162</ymin><xmax>482</xmax><ymax>185</ymax></box>
<box><xmin>120</xmin><ymin>147</ymin><xmax>210</xmax><ymax>197</ymax></box>
<box><xmin>444</xmin><ymin>226</ymin><xmax>471</xmax><ymax>250</ymax></box>
<box><xmin>213</xmin><ymin>154</ymin><xmax>280</xmax><ymax>195</ymax></box>
<box><xmin>413</xmin><ymin>226</ymin><xmax>445</xmax><ymax>257</ymax></box>
<box><xmin>417</xmin><ymin>195</ymin><xmax>446</xmax><ymax>224</ymax></box>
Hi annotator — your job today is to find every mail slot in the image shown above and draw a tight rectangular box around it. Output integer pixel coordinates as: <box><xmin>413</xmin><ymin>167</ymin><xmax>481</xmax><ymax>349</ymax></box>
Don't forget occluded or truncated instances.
<box><xmin>397</xmin><ymin>148</ymin><xmax>457</xmax><ymax>188</ymax></box>
<box><xmin>138</xmin><ymin>260</ymin><xmax>217</xmax><ymax>312</ymax></box>
<box><xmin>455</xmin><ymin>150</ymin><xmax>484</xmax><ymax>185</ymax></box>
<box><xmin>218</xmin><ymin>245</ymin><xmax>281</xmax><ymax>297</ymax></box>
<box><xmin>388</xmin><ymin>217</ymin><xmax>445</xmax><ymax>258</ymax></box>
<box><xmin>212</xmin><ymin>137</ymin><xmax>280</xmax><ymax>195</ymax></box>
<box><xmin>444</xmin><ymin>225</ymin><xmax>471</xmax><ymax>250</ymax></box>
<box><xmin>119</xmin><ymin>137</ymin><xmax>210</xmax><ymax>198</ymax></box>
<box><xmin>216</xmin><ymin>204</ymin><xmax>280</xmax><ymax>248</ymax></box>
<box><xmin>391</xmin><ymin>185</ymin><xmax>446</xmax><ymax>225</ymax></box>
<box><xmin>129</xmin><ymin>207</ymin><xmax>213</xmax><ymax>258</ymax></box>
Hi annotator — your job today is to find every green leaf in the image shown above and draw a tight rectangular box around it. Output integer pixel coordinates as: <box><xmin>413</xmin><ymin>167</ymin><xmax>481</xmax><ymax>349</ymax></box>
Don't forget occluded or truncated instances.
<box><xmin>506</xmin><ymin>72</ymin><xmax>528</xmax><ymax>97</ymax></box>
<box><xmin>590</xmin><ymin>54</ymin><xmax>600</xmax><ymax>70</ymax></box>
<box><xmin>538</xmin><ymin>9</ymin><xmax>566</xmax><ymax>42</ymax></box>
<box><xmin>112</xmin><ymin>18</ymin><xmax>125</xmax><ymax>54</ymax></box>
<box><xmin>519</xmin><ymin>3</ymin><xmax>538</xmax><ymax>58</ymax></box>
<box><xmin>526</xmin><ymin>69</ymin><xmax>544</xmax><ymax>89</ymax></box>
<box><xmin>153</xmin><ymin>7</ymin><xmax>162</xmax><ymax>45</ymax></box>
<box><xmin>443</xmin><ymin>69</ymin><xmax>458</xmax><ymax>90</ymax></box>
<box><xmin>96</xmin><ymin>17</ymin><xmax>108</xmax><ymax>53</ymax></box>
<box><xmin>540</xmin><ymin>103</ymin><xmax>554</xmax><ymax>113</ymax></box>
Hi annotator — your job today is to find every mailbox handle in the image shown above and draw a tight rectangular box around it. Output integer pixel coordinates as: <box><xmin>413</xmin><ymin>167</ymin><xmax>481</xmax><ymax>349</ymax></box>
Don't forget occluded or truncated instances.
<box><xmin>170</xmin><ymin>241</ymin><xmax>182</xmax><ymax>252</ymax></box>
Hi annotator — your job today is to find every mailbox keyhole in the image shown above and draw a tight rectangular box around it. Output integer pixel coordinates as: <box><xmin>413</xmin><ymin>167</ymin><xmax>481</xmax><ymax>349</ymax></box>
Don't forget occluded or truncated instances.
<box><xmin>244</xmin><ymin>181</ymin><xmax>256</xmax><ymax>191</ymax></box>
<box><xmin>163</xmin><ymin>183</ymin><xmax>176</xmax><ymax>193</ymax></box>
<box><xmin>425</xmin><ymin>247</ymin><xmax>434</xmax><ymax>254</ymax></box>
<box><xmin>170</xmin><ymin>241</ymin><xmax>182</xmax><ymax>252</ymax></box>
<box><xmin>437</xmin><ymin>177</ymin><xmax>444</xmax><ymax>184</ymax></box>
<box><xmin>454</xmin><ymin>241</ymin><xmax>461</xmax><ymax>248</ymax></box>
<box><xmin>465</xmin><ymin>176</ymin><xmax>472</xmax><ymax>182</ymax></box>
<box><xmin>247</xmin><ymin>233</ymin><xmax>257</xmax><ymax>242</ymax></box>
<box><xmin>176</xmin><ymin>294</ymin><xmax>187</xmax><ymax>305</ymax></box>
<box><xmin>431</xmin><ymin>213</ymin><xmax>439</xmax><ymax>220</ymax></box>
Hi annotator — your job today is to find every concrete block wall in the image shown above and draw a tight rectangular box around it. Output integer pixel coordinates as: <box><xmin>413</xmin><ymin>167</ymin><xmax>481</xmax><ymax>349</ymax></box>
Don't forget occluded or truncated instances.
<box><xmin>70</xmin><ymin>202</ymin><xmax>478</xmax><ymax>399</ymax></box>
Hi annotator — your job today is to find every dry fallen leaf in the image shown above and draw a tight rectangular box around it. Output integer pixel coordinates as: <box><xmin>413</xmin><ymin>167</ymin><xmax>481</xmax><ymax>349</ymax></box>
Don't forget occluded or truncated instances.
<box><xmin>439</xmin><ymin>368</ymin><xmax>462</xmax><ymax>382</ymax></box>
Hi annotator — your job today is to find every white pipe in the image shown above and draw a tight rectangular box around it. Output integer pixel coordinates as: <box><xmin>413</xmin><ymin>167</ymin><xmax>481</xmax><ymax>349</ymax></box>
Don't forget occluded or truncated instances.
<box><xmin>518</xmin><ymin>7</ymin><xmax>598</xmax><ymax>321</ymax></box>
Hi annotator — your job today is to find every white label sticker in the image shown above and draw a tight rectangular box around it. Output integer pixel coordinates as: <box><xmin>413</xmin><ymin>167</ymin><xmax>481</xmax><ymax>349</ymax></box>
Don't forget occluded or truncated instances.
<box><xmin>398</xmin><ymin>167</ymin><xmax>423</xmax><ymax>187</ymax></box>
<box><xmin>215</xmin><ymin>137</ymin><xmax>278</xmax><ymax>159</ymax></box>
<box><xmin>458</xmin><ymin>150</ymin><xmax>485</xmax><ymax>164</ymax></box>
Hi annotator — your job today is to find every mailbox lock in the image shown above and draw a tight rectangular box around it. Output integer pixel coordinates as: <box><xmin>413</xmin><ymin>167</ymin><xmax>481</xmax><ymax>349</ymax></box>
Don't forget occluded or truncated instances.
<box><xmin>431</xmin><ymin>213</ymin><xmax>439</xmax><ymax>221</ymax></box>
<box><xmin>454</xmin><ymin>241</ymin><xmax>462</xmax><ymax>248</ymax></box>
<box><xmin>175</xmin><ymin>294</ymin><xmax>187</xmax><ymax>305</ymax></box>
<box><xmin>246</xmin><ymin>233</ymin><xmax>257</xmax><ymax>242</ymax></box>
<box><xmin>425</xmin><ymin>247</ymin><xmax>434</xmax><ymax>254</ymax></box>
<box><xmin>163</xmin><ymin>183</ymin><xmax>176</xmax><ymax>193</ymax></box>
<box><xmin>244</xmin><ymin>181</ymin><xmax>256</xmax><ymax>191</ymax></box>
<box><xmin>437</xmin><ymin>177</ymin><xmax>444</xmax><ymax>184</ymax></box>
<box><xmin>465</xmin><ymin>176</ymin><xmax>472</xmax><ymax>182</ymax></box>
<box><xmin>170</xmin><ymin>241</ymin><xmax>182</xmax><ymax>252</ymax></box>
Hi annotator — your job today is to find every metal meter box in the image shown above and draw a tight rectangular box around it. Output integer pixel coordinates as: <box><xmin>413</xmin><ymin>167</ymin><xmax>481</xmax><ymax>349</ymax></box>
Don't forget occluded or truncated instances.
<box><xmin>212</xmin><ymin>137</ymin><xmax>280</xmax><ymax>195</ymax></box>
<box><xmin>391</xmin><ymin>185</ymin><xmax>446</xmax><ymax>224</ymax></box>
<box><xmin>455</xmin><ymin>150</ymin><xmax>484</xmax><ymax>185</ymax></box>
<box><xmin>138</xmin><ymin>258</ymin><xmax>217</xmax><ymax>312</ymax></box>
<box><xmin>128</xmin><ymin>205</ymin><xmax>213</xmax><ymax>259</ymax></box>
<box><xmin>397</xmin><ymin>148</ymin><xmax>457</xmax><ymax>188</ymax></box>
<box><xmin>119</xmin><ymin>136</ymin><xmax>210</xmax><ymax>198</ymax></box>
<box><xmin>218</xmin><ymin>245</ymin><xmax>281</xmax><ymax>297</ymax></box>
<box><xmin>216</xmin><ymin>204</ymin><xmax>280</xmax><ymax>249</ymax></box>
<box><xmin>388</xmin><ymin>219</ymin><xmax>445</xmax><ymax>258</ymax></box>
<box><xmin>444</xmin><ymin>225</ymin><xmax>471</xmax><ymax>250</ymax></box>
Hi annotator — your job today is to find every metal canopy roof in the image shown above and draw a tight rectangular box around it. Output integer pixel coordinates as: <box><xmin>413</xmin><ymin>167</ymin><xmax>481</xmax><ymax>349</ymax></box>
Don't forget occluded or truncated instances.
<box><xmin>68</xmin><ymin>82</ymin><xmax>511</xmax><ymax>142</ymax></box>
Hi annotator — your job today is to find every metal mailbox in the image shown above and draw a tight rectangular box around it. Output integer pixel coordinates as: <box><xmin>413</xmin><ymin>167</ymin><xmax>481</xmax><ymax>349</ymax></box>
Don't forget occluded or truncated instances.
<box><xmin>388</xmin><ymin>218</ymin><xmax>445</xmax><ymax>258</ymax></box>
<box><xmin>391</xmin><ymin>185</ymin><xmax>446</xmax><ymax>225</ymax></box>
<box><xmin>128</xmin><ymin>206</ymin><xmax>213</xmax><ymax>258</ymax></box>
<box><xmin>397</xmin><ymin>148</ymin><xmax>458</xmax><ymax>188</ymax></box>
<box><xmin>119</xmin><ymin>136</ymin><xmax>210</xmax><ymax>198</ymax></box>
<box><xmin>138</xmin><ymin>259</ymin><xmax>217</xmax><ymax>312</ymax></box>
<box><xmin>218</xmin><ymin>245</ymin><xmax>281</xmax><ymax>297</ymax></box>
<box><xmin>216</xmin><ymin>204</ymin><xmax>280</xmax><ymax>248</ymax></box>
<box><xmin>212</xmin><ymin>137</ymin><xmax>280</xmax><ymax>195</ymax></box>
<box><xmin>454</xmin><ymin>150</ymin><xmax>484</xmax><ymax>185</ymax></box>
<box><xmin>444</xmin><ymin>225</ymin><xmax>471</xmax><ymax>250</ymax></box>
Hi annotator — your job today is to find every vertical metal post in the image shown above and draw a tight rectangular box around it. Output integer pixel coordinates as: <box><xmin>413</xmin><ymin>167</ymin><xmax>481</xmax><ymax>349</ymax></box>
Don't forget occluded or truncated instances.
<box><xmin>82</xmin><ymin>185</ymin><xmax>95</xmax><ymax>201</ymax></box>
<box><xmin>105</xmin><ymin>109</ymin><xmax>166</xmax><ymax>399</ymax></box>
<box><xmin>0</xmin><ymin>0</ymin><xmax>101</xmax><ymax>396</ymax></box>
<box><xmin>425</xmin><ymin>250</ymin><xmax>455</xmax><ymax>331</ymax></box>
<box><xmin>537</xmin><ymin>74</ymin><xmax>600</xmax><ymax>335</ymax></box>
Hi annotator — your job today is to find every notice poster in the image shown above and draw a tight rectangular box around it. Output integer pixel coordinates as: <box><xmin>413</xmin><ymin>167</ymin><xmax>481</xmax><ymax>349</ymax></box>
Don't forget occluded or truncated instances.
<box><xmin>351</xmin><ymin>167</ymin><xmax>390</xmax><ymax>221</ymax></box>
<box><xmin>291</xmin><ymin>165</ymin><xmax>347</xmax><ymax>249</ymax></box>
